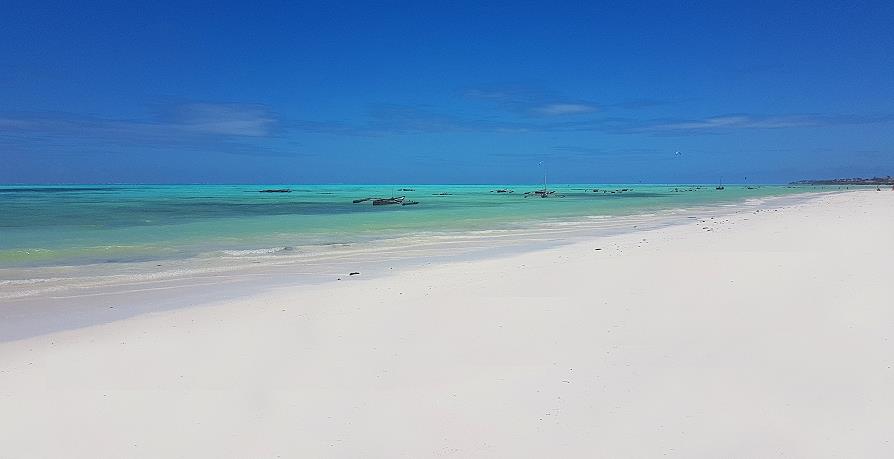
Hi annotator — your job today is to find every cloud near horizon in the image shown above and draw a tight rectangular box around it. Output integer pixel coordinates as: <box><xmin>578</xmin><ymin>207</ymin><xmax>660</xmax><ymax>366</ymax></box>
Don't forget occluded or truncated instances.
<box><xmin>3</xmin><ymin>99</ymin><xmax>893</xmax><ymax>160</ymax></box>
<box><xmin>161</xmin><ymin>103</ymin><xmax>277</xmax><ymax>137</ymax></box>
<box><xmin>0</xmin><ymin>102</ymin><xmax>283</xmax><ymax>157</ymax></box>
<box><xmin>639</xmin><ymin>114</ymin><xmax>894</xmax><ymax>134</ymax></box>
<box><xmin>0</xmin><ymin>102</ymin><xmax>277</xmax><ymax>139</ymax></box>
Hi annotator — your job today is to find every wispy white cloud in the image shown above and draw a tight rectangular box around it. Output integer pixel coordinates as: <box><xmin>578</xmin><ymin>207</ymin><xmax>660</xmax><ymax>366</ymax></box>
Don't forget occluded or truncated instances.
<box><xmin>0</xmin><ymin>102</ymin><xmax>285</xmax><ymax>156</ymax></box>
<box><xmin>641</xmin><ymin>114</ymin><xmax>894</xmax><ymax>133</ymax></box>
<box><xmin>365</xmin><ymin>104</ymin><xmax>531</xmax><ymax>133</ymax></box>
<box><xmin>609</xmin><ymin>98</ymin><xmax>679</xmax><ymax>109</ymax></box>
<box><xmin>531</xmin><ymin>103</ymin><xmax>597</xmax><ymax>116</ymax></box>
<box><xmin>463</xmin><ymin>85</ymin><xmax>599</xmax><ymax>117</ymax></box>
<box><xmin>163</xmin><ymin>103</ymin><xmax>276</xmax><ymax>136</ymax></box>
<box><xmin>282</xmin><ymin>109</ymin><xmax>894</xmax><ymax>137</ymax></box>
<box><xmin>6</xmin><ymin>99</ymin><xmax>892</xmax><ymax>159</ymax></box>
<box><xmin>1</xmin><ymin>102</ymin><xmax>278</xmax><ymax>139</ymax></box>
<box><xmin>648</xmin><ymin>115</ymin><xmax>808</xmax><ymax>131</ymax></box>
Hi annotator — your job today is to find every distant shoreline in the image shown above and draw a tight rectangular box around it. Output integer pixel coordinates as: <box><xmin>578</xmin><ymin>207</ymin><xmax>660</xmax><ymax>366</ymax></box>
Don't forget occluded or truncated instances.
<box><xmin>791</xmin><ymin>176</ymin><xmax>893</xmax><ymax>185</ymax></box>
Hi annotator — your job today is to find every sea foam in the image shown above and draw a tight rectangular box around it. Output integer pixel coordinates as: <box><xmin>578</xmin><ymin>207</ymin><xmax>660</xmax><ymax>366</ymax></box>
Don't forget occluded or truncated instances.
<box><xmin>220</xmin><ymin>246</ymin><xmax>293</xmax><ymax>256</ymax></box>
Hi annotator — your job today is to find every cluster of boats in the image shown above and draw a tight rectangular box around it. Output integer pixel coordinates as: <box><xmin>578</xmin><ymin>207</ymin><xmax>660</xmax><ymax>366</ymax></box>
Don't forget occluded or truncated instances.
<box><xmin>352</xmin><ymin>196</ymin><xmax>419</xmax><ymax>206</ymax></box>
<box><xmin>353</xmin><ymin>186</ymin><xmax>566</xmax><ymax>206</ymax></box>
<box><xmin>265</xmin><ymin>182</ymin><xmax>745</xmax><ymax>209</ymax></box>
<box><xmin>524</xmin><ymin>189</ymin><xmax>560</xmax><ymax>198</ymax></box>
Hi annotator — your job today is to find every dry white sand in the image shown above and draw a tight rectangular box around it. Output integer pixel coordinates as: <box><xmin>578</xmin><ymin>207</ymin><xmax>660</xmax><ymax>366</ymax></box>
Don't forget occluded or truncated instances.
<box><xmin>1</xmin><ymin>190</ymin><xmax>892</xmax><ymax>458</ymax></box>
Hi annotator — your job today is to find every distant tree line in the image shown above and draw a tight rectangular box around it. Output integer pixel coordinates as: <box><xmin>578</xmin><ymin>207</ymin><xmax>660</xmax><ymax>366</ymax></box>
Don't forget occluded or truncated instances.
<box><xmin>790</xmin><ymin>176</ymin><xmax>894</xmax><ymax>185</ymax></box>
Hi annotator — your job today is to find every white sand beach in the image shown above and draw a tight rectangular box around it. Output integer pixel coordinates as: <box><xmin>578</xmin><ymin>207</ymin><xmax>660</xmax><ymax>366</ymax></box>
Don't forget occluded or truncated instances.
<box><xmin>1</xmin><ymin>190</ymin><xmax>892</xmax><ymax>458</ymax></box>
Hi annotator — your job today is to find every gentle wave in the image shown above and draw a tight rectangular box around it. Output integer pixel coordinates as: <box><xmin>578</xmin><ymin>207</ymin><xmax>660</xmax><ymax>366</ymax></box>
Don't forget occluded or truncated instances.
<box><xmin>219</xmin><ymin>246</ymin><xmax>293</xmax><ymax>256</ymax></box>
<box><xmin>0</xmin><ymin>277</ymin><xmax>69</xmax><ymax>286</ymax></box>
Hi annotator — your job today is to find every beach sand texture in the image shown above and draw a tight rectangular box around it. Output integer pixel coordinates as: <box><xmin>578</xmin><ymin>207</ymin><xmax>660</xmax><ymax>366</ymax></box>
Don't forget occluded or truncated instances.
<box><xmin>1</xmin><ymin>190</ymin><xmax>892</xmax><ymax>457</ymax></box>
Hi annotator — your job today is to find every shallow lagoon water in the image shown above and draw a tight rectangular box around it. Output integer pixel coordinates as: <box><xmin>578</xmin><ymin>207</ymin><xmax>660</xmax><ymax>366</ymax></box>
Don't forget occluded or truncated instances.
<box><xmin>0</xmin><ymin>183</ymin><xmax>821</xmax><ymax>268</ymax></box>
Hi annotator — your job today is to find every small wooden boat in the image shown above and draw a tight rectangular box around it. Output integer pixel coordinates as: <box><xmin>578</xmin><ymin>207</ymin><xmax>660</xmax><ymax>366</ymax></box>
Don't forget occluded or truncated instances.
<box><xmin>372</xmin><ymin>196</ymin><xmax>405</xmax><ymax>206</ymax></box>
<box><xmin>525</xmin><ymin>189</ymin><xmax>556</xmax><ymax>198</ymax></box>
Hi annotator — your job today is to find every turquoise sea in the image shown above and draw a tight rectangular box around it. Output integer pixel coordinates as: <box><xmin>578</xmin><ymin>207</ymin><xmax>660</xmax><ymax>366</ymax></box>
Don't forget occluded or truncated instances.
<box><xmin>0</xmin><ymin>183</ymin><xmax>820</xmax><ymax>269</ymax></box>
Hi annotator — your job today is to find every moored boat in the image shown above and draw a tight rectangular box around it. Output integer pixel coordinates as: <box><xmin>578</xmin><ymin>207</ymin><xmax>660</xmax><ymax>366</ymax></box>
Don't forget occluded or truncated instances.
<box><xmin>372</xmin><ymin>196</ymin><xmax>405</xmax><ymax>205</ymax></box>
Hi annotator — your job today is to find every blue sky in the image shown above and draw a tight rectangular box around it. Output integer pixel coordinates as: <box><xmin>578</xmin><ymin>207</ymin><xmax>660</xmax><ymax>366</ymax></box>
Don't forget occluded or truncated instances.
<box><xmin>2</xmin><ymin>1</ymin><xmax>892</xmax><ymax>184</ymax></box>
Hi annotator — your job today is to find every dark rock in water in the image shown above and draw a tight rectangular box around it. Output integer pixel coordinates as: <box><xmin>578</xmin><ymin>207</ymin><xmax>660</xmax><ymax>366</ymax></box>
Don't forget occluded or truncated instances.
<box><xmin>349</xmin><ymin>272</ymin><xmax>360</xmax><ymax>276</ymax></box>
<box><xmin>259</xmin><ymin>189</ymin><xmax>292</xmax><ymax>193</ymax></box>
